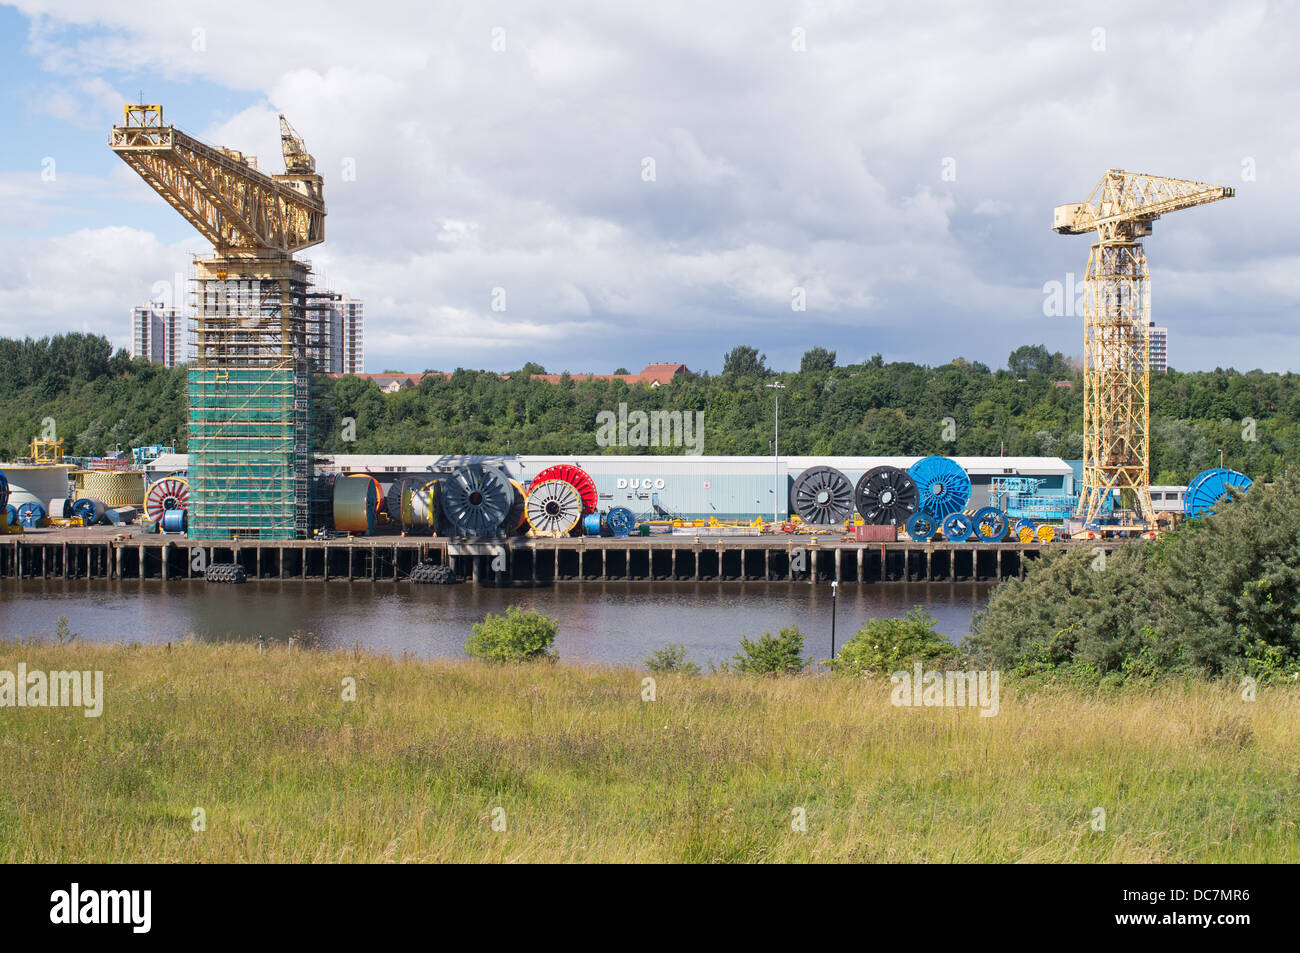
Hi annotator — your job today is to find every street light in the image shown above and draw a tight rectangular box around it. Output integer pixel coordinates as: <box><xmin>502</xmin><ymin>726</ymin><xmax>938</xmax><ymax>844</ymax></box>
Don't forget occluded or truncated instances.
<box><xmin>766</xmin><ymin>381</ymin><xmax>785</xmax><ymax>525</ymax></box>
<box><xmin>830</xmin><ymin>579</ymin><xmax>839</xmax><ymax>660</ymax></box>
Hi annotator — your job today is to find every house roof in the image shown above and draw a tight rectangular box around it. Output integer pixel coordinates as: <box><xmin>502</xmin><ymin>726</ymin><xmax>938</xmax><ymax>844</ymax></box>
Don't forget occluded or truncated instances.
<box><xmin>530</xmin><ymin>363</ymin><xmax>688</xmax><ymax>386</ymax></box>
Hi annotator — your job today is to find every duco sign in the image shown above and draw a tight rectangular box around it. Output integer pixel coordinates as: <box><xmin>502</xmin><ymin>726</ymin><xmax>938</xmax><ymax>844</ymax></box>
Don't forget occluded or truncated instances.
<box><xmin>616</xmin><ymin>477</ymin><xmax>667</xmax><ymax>490</ymax></box>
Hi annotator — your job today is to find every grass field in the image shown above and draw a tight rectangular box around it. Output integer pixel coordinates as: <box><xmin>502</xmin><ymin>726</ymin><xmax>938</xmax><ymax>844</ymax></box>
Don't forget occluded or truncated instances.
<box><xmin>1</xmin><ymin>639</ymin><xmax>1296</xmax><ymax>862</ymax></box>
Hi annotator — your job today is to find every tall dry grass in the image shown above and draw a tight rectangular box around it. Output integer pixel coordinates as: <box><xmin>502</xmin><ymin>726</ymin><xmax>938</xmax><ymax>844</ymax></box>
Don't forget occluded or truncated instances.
<box><xmin>0</xmin><ymin>639</ymin><xmax>1295</xmax><ymax>862</ymax></box>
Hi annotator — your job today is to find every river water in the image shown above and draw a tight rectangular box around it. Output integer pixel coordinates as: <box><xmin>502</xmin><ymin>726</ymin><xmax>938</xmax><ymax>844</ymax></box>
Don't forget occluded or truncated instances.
<box><xmin>0</xmin><ymin>579</ymin><xmax>993</xmax><ymax>666</ymax></box>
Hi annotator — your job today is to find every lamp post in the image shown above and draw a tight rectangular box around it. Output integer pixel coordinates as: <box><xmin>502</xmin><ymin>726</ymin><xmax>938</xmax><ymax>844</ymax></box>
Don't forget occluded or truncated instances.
<box><xmin>766</xmin><ymin>381</ymin><xmax>785</xmax><ymax>525</ymax></box>
<box><xmin>830</xmin><ymin>579</ymin><xmax>839</xmax><ymax>660</ymax></box>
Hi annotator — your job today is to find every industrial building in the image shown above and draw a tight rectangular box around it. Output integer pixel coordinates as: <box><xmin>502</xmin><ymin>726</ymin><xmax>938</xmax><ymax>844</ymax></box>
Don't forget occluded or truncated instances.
<box><xmin>145</xmin><ymin>453</ymin><xmax>1076</xmax><ymax>523</ymax></box>
<box><xmin>129</xmin><ymin>302</ymin><xmax>185</xmax><ymax>367</ymax></box>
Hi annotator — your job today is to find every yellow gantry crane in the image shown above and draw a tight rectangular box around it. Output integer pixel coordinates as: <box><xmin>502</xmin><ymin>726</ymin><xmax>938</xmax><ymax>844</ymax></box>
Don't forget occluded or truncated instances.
<box><xmin>1054</xmin><ymin>170</ymin><xmax>1234</xmax><ymax>523</ymax></box>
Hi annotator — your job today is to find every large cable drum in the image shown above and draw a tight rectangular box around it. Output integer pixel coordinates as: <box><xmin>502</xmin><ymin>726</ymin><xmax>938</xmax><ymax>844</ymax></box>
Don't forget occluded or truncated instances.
<box><xmin>72</xmin><ymin>498</ymin><xmax>106</xmax><ymax>525</ymax></box>
<box><xmin>941</xmin><ymin>512</ymin><xmax>974</xmax><ymax>542</ymax></box>
<box><xmin>76</xmin><ymin>470</ymin><xmax>144</xmax><ymax>508</ymax></box>
<box><xmin>905</xmin><ymin>511</ymin><xmax>937</xmax><ymax>542</ymax></box>
<box><xmin>441</xmin><ymin>464</ymin><xmax>512</xmax><ymax>536</ymax></box>
<box><xmin>401</xmin><ymin>479</ymin><xmax>444</xmax><ymax>535</ymax></box>
<box><xmin>505</xmin><ymin>479</ymin><xmax>528</xmax><ymax>534</ymax></box>
<box><xmin>972</xmin><ymin>506</ymin><xmax>1008</xmax><ymax>541</ymax></box>
<box><xmin>909</xmin><ymin>456</ymin><xmax>971</xmax><ymax>519</ymax></box>
<box><xmin>790</xmin><ymin>465</ymin><xmax>854</xmax><ymax>524</ymax></box>
<box><xmin>144</xmin><ymin>476</ymin><xmax>190</xmax><ymax>523</ymax></box>
<box><xmin>532</xmin><ymin>464</ymin><xmax>598</xmax><ymax>515</ymax></box>
<box><xmin>1184</xmin><ymin>468</ymin><xmax>1253</xmax><ymax>519</ymax></box>
<box><xmin>17</xmin><ymin>502</ymin><xmax>45</xmax><ymax>527</ymax></box>
<box><xmin>333</xmin><ymin>473</ymin><xmax>381</xmax><ymax>535</ymax></box>
<box><xmin>854</xmin><ymin>465</ymin><xmax>919</xmax><ymax>525</ymax></box>
<box><xmin>525</xmin><ymin>479</ymin><xmax>583</xmax><ymax>537</ymax></box>
<box><xmin>606</xmin><ymin>506</ymin><xmax>636</xmax><ymax>537</ymax></box>
<box><xmin>0</xmin><ymin>470</ymin><xmax>8</xmax><ymax>511</ymax></box>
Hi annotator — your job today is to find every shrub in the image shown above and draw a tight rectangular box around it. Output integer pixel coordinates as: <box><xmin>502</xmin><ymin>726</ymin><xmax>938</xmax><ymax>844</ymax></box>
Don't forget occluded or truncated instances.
<box><xmin>966</xmin><ymin>470</ymin><xmax>1300</xmax><ymax>682</ymax></box>
<box><xmin>732</xmin><ymin>627</ymin><xmax>809</xmax><ymax>675</ymax></box>
<box><xmin>465</xmin><ymin>606</ymin><xmax>558</xmax><ymax>663</ymax></box>
<box><xmin>828</xmin><ymin>608</ymin><xmax>958</xmax><ymax>676</ymax></box>
<box><xmin>643</xmin><ymin>643</ymin><xmax>701</xmax><ymax>675</ymax></box>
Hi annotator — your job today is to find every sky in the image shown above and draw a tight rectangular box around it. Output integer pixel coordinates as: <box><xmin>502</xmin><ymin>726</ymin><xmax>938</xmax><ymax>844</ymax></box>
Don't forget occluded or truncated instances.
<box><xmin>0</xmin><ymin>0</ymin><xmax>1295</xmax><ymax>375</ymax></box>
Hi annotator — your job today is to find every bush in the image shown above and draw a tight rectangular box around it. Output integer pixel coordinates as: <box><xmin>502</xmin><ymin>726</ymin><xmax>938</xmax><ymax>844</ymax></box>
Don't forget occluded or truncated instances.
<box><xmin>465</xmin><ymin>606</ymin><xmax>559</xmax><ymax>663</ymax></box>
<box><xmin>643</xmin><ymin>643</ymin><xmax>701</xmax><ymax>675</ymax></box>
<box><xmin>966</xmin><ymin>470</ymin><xmax>1300</xmax><ymax>682</ymax></box>
<box><xmin>732</xmin><ymin>627</ymin><xmax>809</xmax><ymax>675</ymax></box>
<box><xmin>828</xmin><ymin>608</ymin><xmax>958</xmax><ymax>676</ymax></box>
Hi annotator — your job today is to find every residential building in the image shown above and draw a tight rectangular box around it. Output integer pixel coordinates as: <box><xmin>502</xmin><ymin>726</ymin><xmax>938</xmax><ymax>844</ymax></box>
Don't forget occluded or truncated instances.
<box><xmin>129</xmin><ymin>303</ymin><xmax>185</xmax><ymax>367</ymax></box>
<box><xmin>307</xmin><ymin>292</ymin><xmax>365</xmax><ymax>374</ymax></box>
<box><xmin>1148</xmin><ymin>322</ymin><xmax>1168</xmax><ymax>373</ymax></box>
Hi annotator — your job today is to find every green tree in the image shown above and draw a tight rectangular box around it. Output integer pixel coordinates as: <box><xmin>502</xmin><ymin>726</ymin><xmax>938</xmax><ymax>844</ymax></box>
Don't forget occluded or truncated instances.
<box><xmin>732</xmin><ymin>627</ymin><xmax>808</xmax><ymax>675</ymax></box>
<box><xmin>722</xmin><ymin>345</ymin><xmax>768</xmax><ymax>378</ymax></box>
<box><xmin>465</xmin><ymin>606</ymin><xmax>559</xmax><ymax>663</ymax></box>
<box><xmin>800</xmin><ymin>347</ymin><xmax>836</xmax><ymax>374</ymax></box>
<box><xmin>828</xmin><ymin>609</ymin><xmax>958</xmax><ymax>676</ymax></box>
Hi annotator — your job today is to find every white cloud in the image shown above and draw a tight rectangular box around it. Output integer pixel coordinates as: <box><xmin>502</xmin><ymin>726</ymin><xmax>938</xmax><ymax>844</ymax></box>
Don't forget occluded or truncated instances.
<box><xmin>1</xmin><ymin>0</ymin><xmax>1294</xmax><ymax>372</ymax></box>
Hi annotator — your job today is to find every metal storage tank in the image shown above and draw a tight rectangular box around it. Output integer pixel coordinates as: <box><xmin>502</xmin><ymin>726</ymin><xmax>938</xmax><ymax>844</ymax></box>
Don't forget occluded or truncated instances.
<box><xmin>2</xmin><ymin>465</ymin><xmax>71</xmax><ymax>510</ymax></box>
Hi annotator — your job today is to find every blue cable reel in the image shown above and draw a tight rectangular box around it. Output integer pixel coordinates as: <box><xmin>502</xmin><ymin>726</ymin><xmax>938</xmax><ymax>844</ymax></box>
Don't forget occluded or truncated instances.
<box><xmin>1012</xmin><ymin>517</ymin><xmax>1036</xmax><ymax>541</ymax></box>
<box><xmin>17</xmin><ymin>502</ymin><xmax>45</xmax><ymax>528</ymax></box>
<box><xmin>908</xmin><ymin>456</ymin><xmax>972</xmax><ymax>519</ymax></box>
<box><xmin>605</xmin><ymin>506</ymin><xmax>636</xmax><ymax>537</ymax></box>
<box><xmin>972</xmin><ymin>506</ymin><xmax>1008</xmax><ymax>541</ymax></box>
<box><xmin>941</xmin><ymin>512</ymin><xmax>974</xmax><ymax>541</ymax></box>
<box><xmin>906</xmin><ymin>511</ymin><xmax>937</xmax><ymax>541</ymax></box>
<box><xmin>1184</xmin><ymin>468</ymin><xmax>1253</xmax><ymax>519</ymax></box>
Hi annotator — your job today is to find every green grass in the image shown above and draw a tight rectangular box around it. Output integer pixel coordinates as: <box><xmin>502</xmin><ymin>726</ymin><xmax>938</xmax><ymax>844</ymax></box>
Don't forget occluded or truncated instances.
<box><xmin>1</xmin><ymin>639</ymin><xmax>1296</xmax><ymax>862</ymax></box>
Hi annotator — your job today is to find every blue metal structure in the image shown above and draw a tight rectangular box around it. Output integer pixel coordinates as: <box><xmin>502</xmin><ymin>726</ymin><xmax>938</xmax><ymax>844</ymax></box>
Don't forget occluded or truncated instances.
<box><xmin>906</xmin><ymin>511</ymin><xmax>937</xmax><ymax>541</ymax></box>
<box><xmin>1184</xmin><ymin>468</ymin><xmax>1253</xmax><ymax>519</ymax></box>
<box><xmin>941</xmin><ymin>512</ymin><xmax>973</xmax><ymax>541</ymax></box>
<box><xmin>605</xmin><ymin>506</ymin><xmax>635</xmax><ymax>537</ymax></box>
<box><xmin>909</xmin><ymin>456</ymin><xmax>971</xmax><ymax>519</ymax></box>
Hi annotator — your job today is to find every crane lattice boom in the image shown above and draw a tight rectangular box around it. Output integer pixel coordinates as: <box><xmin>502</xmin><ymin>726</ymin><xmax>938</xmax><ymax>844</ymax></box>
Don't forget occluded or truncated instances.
<box><xmin>109</xmin><ymin>104</ymin><xmax>324</xmax><ymax>254</ymax></box>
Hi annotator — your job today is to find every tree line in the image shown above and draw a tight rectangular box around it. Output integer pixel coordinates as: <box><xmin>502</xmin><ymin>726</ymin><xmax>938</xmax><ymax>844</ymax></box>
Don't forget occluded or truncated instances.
<box><xmin>1</xmin><ymin>333</ymin><xmax>1296</xmax><ymax>485</ymax></box>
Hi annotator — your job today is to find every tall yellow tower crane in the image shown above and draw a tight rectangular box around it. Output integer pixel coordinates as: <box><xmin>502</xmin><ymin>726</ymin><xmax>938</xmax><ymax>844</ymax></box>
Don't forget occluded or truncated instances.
<box><xmin>1054</xmin><ymin>170</ymin><xmax>1233</xmax><ymax>523</ymax></box>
